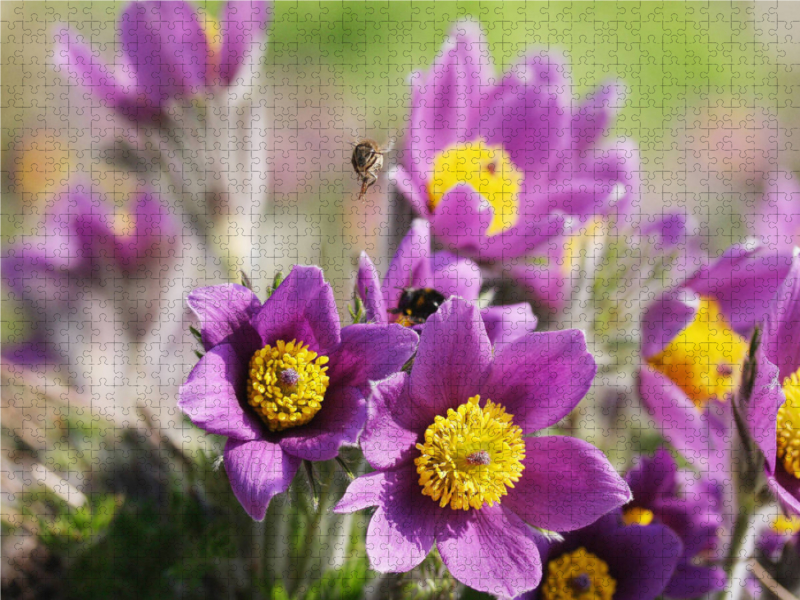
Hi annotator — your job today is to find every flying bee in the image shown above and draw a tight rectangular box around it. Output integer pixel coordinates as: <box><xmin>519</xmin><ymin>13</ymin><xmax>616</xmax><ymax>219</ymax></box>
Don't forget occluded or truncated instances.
<box><xmin>388</xmin><ymin>287</ymin><xmax>447</xmax><ymax>326</ymax></box>
<box><xmin>351</xmin><ymin>139</ymin><xmax>391</xmax><ymax>202</ymax></box>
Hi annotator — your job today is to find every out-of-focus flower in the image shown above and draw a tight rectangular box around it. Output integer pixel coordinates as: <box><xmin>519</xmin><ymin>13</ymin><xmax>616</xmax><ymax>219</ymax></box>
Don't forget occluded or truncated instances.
<box><xmin>623</xmin><ymin>448</ymin><xmax>726</xmax><ymax>598</ymax></box>
<box><xmin>178</xmin><ymin>266</ymin><xmax>418</xmax><ymax>521</ymax></box>
<box><xmin>357</xmin><ymin>219</ymin><xmax>537</xmax><ymax>345</ymax></box>
<box><xmin>639</xmin><ymin>242</ymin><xmax>793</xmax><ymax>466</ymax></box>
<box><xmin>515</xmin><ymin>510</ymin><xmax>682</xmax><ymax>600</ymax></box>
<box><xmin>747</xmin><ymin>170</ymin><xmax>800</xmax><ymax>253</ymax></box>
<box><xmin>392</xmin><ymin>20</ymin><xmax>638</xmax><ymax>262</ymax></box>
<box><xmin>54</xmin><ymin>1</ymin><xmax>271</xmax><ymax>119</ymax></box>
<box><xmin>738</xmin><ymin>250</ymin><xmax>800</xmax><ymax>514</ymax></box>
<box><xmin>334</xmin><ymin>298</ymin><xmax>630</xmax><ymax>598</ymax></box>
<box><xmin>748</xmin><ymin>514</ymin><xmax>800</xmax><ymax>599</ymax></box>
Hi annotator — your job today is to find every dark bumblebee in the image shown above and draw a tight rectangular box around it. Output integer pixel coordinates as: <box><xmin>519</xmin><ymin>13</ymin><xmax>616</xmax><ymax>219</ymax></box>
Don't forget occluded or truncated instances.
<box><xmin>351</xmin><ymin>139</ymin><xmax>386</xmax><ymax>201</ymax></box>
<box><xmin>388</xmin><ymin>287</ymin><xmax>447</xmax><ymax>325</ymax></box>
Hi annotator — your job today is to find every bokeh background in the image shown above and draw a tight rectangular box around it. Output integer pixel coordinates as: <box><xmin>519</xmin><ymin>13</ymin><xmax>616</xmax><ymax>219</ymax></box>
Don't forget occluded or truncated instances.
<box><xmin>3</xmin><ymin>2</ymin><xmax>800</xmax><ymax>598</ymax></box>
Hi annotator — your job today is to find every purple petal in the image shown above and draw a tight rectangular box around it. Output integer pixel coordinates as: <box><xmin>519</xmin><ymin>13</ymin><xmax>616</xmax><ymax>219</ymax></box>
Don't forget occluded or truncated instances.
<box><xmin>357</xmin><ymin>252</ymin><xmax>388</xmax><ymax>324</ymax></box>
<box><xmin>253</xmin><ymin>265</ymin><xmax>341</xmax><ymax>354</ymax></box>
<box><xmin>278</xmin><ymin>386</ymin><xmax>364</xmax><ymax>461</ymax></box>
<box><xmin>750</xmin><ymin>170</ymin><xmax>800</xmax><ymax>252</ymax></box>
<box><xmin>187</xmin><ymin>284</ymin><xmax>262</xmax><ymax>351</ymax></box>
<box><xmin>769</xmin><ymin>468</ymin><xmax>800</xmax><ymax>515</ymax></box>
<box><xmin>382</xmin><ymin>219</ymin><xmax>433</xmax><ymax>313</ymax></box>
<box><xmin>484</xmin><ymin>209</ymin><xmax>567</xmax><ymax>261</ymax></box>
<box><xmin>333</xmin><ymin>470</ymin><xmax>388</xmax><ymax>513</ymax></box>
<box><xmin>481</xmin><ymin>330</ymin><xmax>596</xmax><ymax>433</ymax></box>
<box><xmin>178</xmin><ymin>343</ymin><xmax>263</xmax><ymax>441</ymax></box>
<box><xmin>480</xmin><ymin>303</ymin><xmax>538</xmax><ymax>347</ymax></box>
<box><xmin>390</xmin><ymin>166</ymin><xmax>431</xmax><ymax>219</ymax></box>
<box><xmin>764</xmin><ymin>251</ymin><xmax>800</xmax><ymax>379</ymax></box>
<box><xmin>431</xmin><ymin>251</ymin><xmax>482</xmax><ymax>301</ymax></box>
<box><xmin>641</xmin><ymin>288</ymin><xmax>699</xmax><ymax>359</ymax></box>
<box><xmin>224</xmin><ymin>438</ymin><xmax>300</xmax><ymax>521</ymax></box>
<box><xmin>510</xmin><ymin>262</ymin><xmax>570</xmax><ymax>311</ymax></box>
<box><xmin>505</xmin><ymin>436</ymin><xmax>631</xmax><ymax>532</ymax></box>
<box><xmin>743</xmin><ymin>347</ymin><xmax>783</xmax><ymax>475</ymax></box>
<box><xmin>409</xmin><ymin>298</ymin><xmax>492</xmax><ymax>428</ymax></box>
<box><xmin>571</xmin><ymin>81</ymin><xmax>624</xmax><ymax>151</ymax></box>
<box><xmin>664</xmin><ymin>561</ymin><xmax>726</xmax><ymax>598</ymax></box>
<box><xmin>436</xmin><ymin>503</ymin><xmax>544</xmax><ymax>598</ymax></box>
<box><xmin>624</xmin><ymin>447</ymin><xmax>678</xmax><ymax>508</ymax></box>
<box><xmin>327</xmin><ymin>324</ymin><xmax>418</xmax><ymax>392</ymax></box>
<box><xmin>218</xmin><ymin>0</ymin><xmax>271</xmax><ymax>86</ymax></box>
<box><xmin>361</xmin><ymin>373</ymin><xmax>420</xmax><ymax>470</ymax></box>
<box><xmin>430</xmin><ymin>184</ymin><xmax>492</xmax><ymax>255</ymax></box>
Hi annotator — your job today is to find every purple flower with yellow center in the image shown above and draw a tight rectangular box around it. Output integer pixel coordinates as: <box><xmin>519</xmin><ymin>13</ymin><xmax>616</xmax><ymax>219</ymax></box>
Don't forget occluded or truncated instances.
<box><xmin>639</xmin><ymin>242</ymin><xmax>793</xmax><ymax>466</ymax></box>
<box><xmin>54</xmin><ymin>1</ymin><xmax>270</xmax><ymax>119</ymax></box>
<box><xmin>737</xmin><ymin>249</ymin><xmax>800</xmax><ymax>514</ymax></box>
<box><xmin>178</xmin><ymin>266</ymin><xmax>418</xmax><ymax>520</ymax></box>
<box><xmin>357</xmin><ymin>219</ymin><xmax>537</xmax><ymax>345</ymax></box>
<box><xmin>622</xmin><ymin>448</ymin><xmax>726</xmax><ymax>598</ymax></box>
<box><xmin>334</xmin><ymin>298</ymin><xmax>631</xmax><ymax>598</ymax></box>
<box><xmin>392</xmin><ymin>20</ymin><xmax>638</xmax><ymax>261</ymax></box>
<box><xmin>516</xmin><ymin>510</ymin><xmax>682</xmax><ymax>600</ymax></box>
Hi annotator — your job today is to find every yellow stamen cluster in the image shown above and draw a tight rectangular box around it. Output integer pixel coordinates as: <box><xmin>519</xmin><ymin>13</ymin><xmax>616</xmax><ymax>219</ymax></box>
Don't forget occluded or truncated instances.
<box><xmin>648</xmin><ymin>297</ymin><xmax>748</xmax><ymax>408</ymax></box>
<box><xmin>541</xmin><ymin>548</ymin><xmax>617</xmax><ymax>600</ymax></box>
<box><xmin>777</xmin><ymin>368</ymin><xmax>800</xmax><ymax>479</ymax></box>
<box><xmin>428</xmin><ymin>140</ymin><xmax>523</xmax><ymax>237</ymax></box>
<box><xmin>415</xmin><ymin>395</ymin><xmax>525</xmax><ymax>511</ymax></box>
<box><xmin>772</xmin><ymin>514</ymin><xmax>800</xmax><ymax>536</ymax></box>
<box><xmin>622</xmin><ymin>506</ymin><xmax>654</xmax><ymax>526</ymax></box>
<box><xmin>246</xmin><ymin>339</ymin><xmax>329</xmax><ymax>432</ymax></box>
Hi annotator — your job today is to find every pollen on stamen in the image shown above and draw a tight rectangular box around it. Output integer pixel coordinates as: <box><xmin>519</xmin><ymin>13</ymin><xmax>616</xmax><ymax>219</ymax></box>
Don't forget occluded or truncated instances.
<box><xmin>776</xmin><ymin>368</ymin><xmax>800</xmax><ymax>479</ymax></box>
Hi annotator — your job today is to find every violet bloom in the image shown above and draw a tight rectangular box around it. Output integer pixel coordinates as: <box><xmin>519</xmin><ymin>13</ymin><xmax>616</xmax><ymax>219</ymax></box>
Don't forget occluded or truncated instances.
<box><xmin>516</xmin><ymin>511</ymin><xmax>682</xmax><ymax>600</ymax></box>
<box><xmin>334</xmin><ymin>298</ymin><xmax>630</xmax><ymax>598</ymax></box>
<box><xmin>54</xmin><ymin>1</ymin><xmax>270</xmax><ymax>119</ymax></box>
<box><xmin>639</xmin><ymin>242</ymin><xmax>793</xmax><ymax>469</ymax></box>
<box><xmin>178</xmin><ymin>266</ymin><xmax>418</xmax><ymax>520</ymax></box>
<box><xmin>357</xmin><ymin>219</ymin><xmax>537</xmax><ymax>345</ymax></box>
<box><xmin>392</xmin><ymin>20</ymin><xmax>638</xmax><ymax>261</ymax></box>
<box><xmin>623</xmin><ymin>448</ymin><xmax>726</xmax><ymax>598</ymax></box>
<box><xmin>738</xmin><ymin>250</ymin><xmax>800</xmax><ymax>514</ymax></box>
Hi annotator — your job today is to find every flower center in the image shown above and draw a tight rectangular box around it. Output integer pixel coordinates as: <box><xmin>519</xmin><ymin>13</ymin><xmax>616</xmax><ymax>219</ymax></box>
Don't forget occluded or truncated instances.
<box><xmin>541</xmin><ymin>547</ymin><xmax>617</xmax><ymax>600</ymax></box>
<box><xmin>428</xmin><ymin>139</ymin><xmax>523</xmax><ymax>237</ymax></box>
<box><xmin>647</xmin><ymin>297</ymin><xmax>748</xmax><ymax>408</ymax></box>
<box><xmin>414</xmin><ymin>395</ymin><xmax>525</xmax><ymax>511</ymax></box>
<box><xmin>622</xmin><ymin>506</ymin><xmax>654</xmax><ymax>526</ymax></box>
<box><xmin>776</xmin><ymin>368</ymin><xmax>800</xmax><ymax>479</ymax></box>
<box><xmin>246</xmin><ymin>339</ymin><xmax>330</xmax><ymax>432</ymax></box>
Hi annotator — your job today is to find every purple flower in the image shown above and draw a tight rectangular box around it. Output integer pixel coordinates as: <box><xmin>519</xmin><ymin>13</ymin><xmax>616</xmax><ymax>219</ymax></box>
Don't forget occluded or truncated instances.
<box><xmin>54</xmin><ymin>1</ymin><xmax>271</xmax><ymax>119</ymax></box>
<box><xmin>737</xmin><ymin>250</ymin><xmax>800</xmax><ymax>514</ymax></box>
<box><xmin>334</xmin><ymin>298</ymin><xmax>630</xmax><ymax>598</ymax></box>
<box><xmin>623</xmin><ymin>448</ymin><xmax>726</xmax><ymax>598</ymax></box>
<box><xmin>392</xmin><ymin>20</ymin><xmax>638</xmax><ymax>261</ymax></box>
<box><xmin>638</xmin><ymin>242</ymin><xmax>793</xmax><ymax>468</ymax></box>
<box><xmin>357</xmin><ymin>219</ymin><xmax>537</xmax><ymax>345</ymax></box>
<box><xmin>747</xmin><ymin>170</ymin><xmax>800</xmax><ymax>253</ymax></box>
<box><xmin>516</xmin><ymin>511</ymin><xmax>682</xmax><ymax>600</ymax></box>
<box><xmin>178</xmin><ymin>266</ymin><xmax>418</xmax><ymax>520</ymax></box>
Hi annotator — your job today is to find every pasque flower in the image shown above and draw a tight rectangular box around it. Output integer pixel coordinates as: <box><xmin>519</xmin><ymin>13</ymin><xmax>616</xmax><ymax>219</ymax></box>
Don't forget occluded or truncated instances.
<box><xmin>393</xmin><ymin>20</ymin><xmax>638</xmax><ymax>261</ymax></box>
<box><xmin>178</xmin><ymin>266</ymin><xmax>418</xmax><ymax>520</ymax></box>
<box><xmin>335</xmin><ymin>298</ymin><xmax>630</xmax><ymax>598</ymax></box>
<box><xmin>515</xmin><ymin>510</ymin><xmax>682</xmax><ymax>600</ymax></box>
<box><xmin>54</xmin><ymin>1</ymin><xmax>271</xmax><ymax>119</ymax></box>
<box><xmin>737</xmin><ymin>249</ymin><xmax>800</xmax><ymax>514</ymax></box>
<box><xmin>623</xmin><ymin>448</ymin><xmax>726</xmax><ymax>598</ymax></box>
<box><xmin>357</xmin><ymin>219</ymin><xmax>538</xmax><ymax>345</ymax></box>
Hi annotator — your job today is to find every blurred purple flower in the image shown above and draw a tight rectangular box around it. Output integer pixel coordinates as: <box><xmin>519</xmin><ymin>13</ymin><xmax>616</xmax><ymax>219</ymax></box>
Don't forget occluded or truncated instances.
<box><xmin>623</xmin><ymin>448</ymin><xmax>726</xmax><ymax>598</ymax></box>
<box><xmin>357</xmin><ymin>219</ymin><xmax>537</xmax><ymax>345</ymax></box>
<box><xmin>178</xmin><ymin>266</ymin><xmax>418</xmax><ymax>520</ymax></box>
<box><xmin>335</xmin><ymin>298</ymin><xmax>630</xmax><ymax>598</ymax></box>
<box><xmin>516</xmin><ymin>510</ymin><xmax>682</xmax><ymax>600</ymax></box>
<box><xmin>747</xmin><ymin>170</ymin><xmax>800</xmax><ymax>253</ymax></box>
<box><xmin>393</xmin><ymin>20</ymin><xmax>638</xmax><ymax>262</ymax></box>
<box><xmin>54</xmin><ymin>1</ymin><xmax>271</xmax><ymax>119</ymax></box>
<box><xmin>737</xmin><ymin>250</ymin><xmax>800</xmax><ymax>514</ymax></box>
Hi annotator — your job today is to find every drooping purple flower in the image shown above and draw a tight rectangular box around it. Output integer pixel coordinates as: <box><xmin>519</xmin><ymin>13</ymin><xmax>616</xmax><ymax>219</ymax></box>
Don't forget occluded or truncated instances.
<box><xmin>515</xmin><ymin>510</ymin><xmax>682</xmax><ymax>600</ymax></box>
<box><xmin>334</xmin><ymin>298</ymin><xmax>631</xmax><ymax>598</ymax></box>
<box><xmin>623</xmin><ymin>448</ymin><xmax>726</xmax><ymax>598</ymax></box>
<box><xmin>357</xmin><ymin>219</ymin><xmax>537</xmax><ymax>345</ymax></box>
<box><xmin>392</xmin><ymin>20</ymin><xmax>639</xmax><ymax>262</ymax></box>
<box><xmin>737</xmin><ymin>250</ymin><xmax>800</xmax><ymax>514</ymax></box>
<box><xmin>54</xmin><ymin>1</ymin><xmax>271</xmax><ymax>119</ymax></box>
<box><xmin>178</xmin><ymin>266</ymin><xmax>418</xmax><ymax>520</ymax></box>
<box><xmin>638</xmin><ymin>242</ymin><xmax>793</xmax><ymax>470</ymax></box>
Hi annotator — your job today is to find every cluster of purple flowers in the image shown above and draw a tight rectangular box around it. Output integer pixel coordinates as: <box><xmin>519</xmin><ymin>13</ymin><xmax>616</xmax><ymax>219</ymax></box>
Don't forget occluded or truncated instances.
<box><xmin>7</xmin><ymin>2</ymin><xmax>800</xmax><ymax>599</ymax></box>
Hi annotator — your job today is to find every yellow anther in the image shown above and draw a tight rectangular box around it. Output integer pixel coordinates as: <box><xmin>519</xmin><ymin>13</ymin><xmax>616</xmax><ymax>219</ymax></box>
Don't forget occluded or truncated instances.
<box><xmin>777</xmin><ymin>368</ymin><xmax>800</xmax><ymax>479</ymax></box>
<box><xmin>541</xmin><ymin>547</ymin><xmax>616</xmax><ymax>600</ymax></box>
<box><xmin>622</xmin><ymin>506</ymin><xmax>654</xmax><ymax>526</ymax></box>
